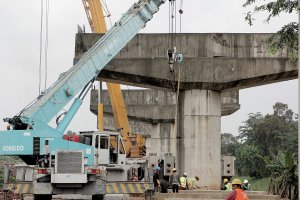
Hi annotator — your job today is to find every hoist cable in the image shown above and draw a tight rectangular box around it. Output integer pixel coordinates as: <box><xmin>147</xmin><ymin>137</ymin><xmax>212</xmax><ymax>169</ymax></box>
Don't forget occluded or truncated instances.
<box><xmin>179</xmin><ymin>0</ymin><xmax>183</xmax><ymax>52</ymax></box>
<box><xmin>168</xmin><ymin>2</ymin><xmax>171</xmax><ymax>47</ymax></box>
<box><xmin>169</xmin><ymin>0</ymin><xmax>176</xmax><ymax>49</ymax></box>
<box><xmin>169</xmin><ymin>2</ymin><xmax>171</xmax><ymax>33</ymax></box>
<box><xmin>38</xmin><ymin>0</ymin><xmax>44</xmax><ymax>95</ymax></box>
<box><xmin>44</xmin><ymin>0</ymin><xmax>50</xmax><ymax>90</ymax></box>
<box><xmin>174</xmin><ymin>0</ymin><xmax>177</xmax><ymax>35</ymax></box>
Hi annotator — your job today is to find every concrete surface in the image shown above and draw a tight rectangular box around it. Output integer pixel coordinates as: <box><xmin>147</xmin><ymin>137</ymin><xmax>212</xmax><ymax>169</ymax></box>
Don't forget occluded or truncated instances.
<box><xmin>177</xmin><ymin>90</ymin><xmax>221</xmax><ymax>189</ymax></box>
<box><xmin>155</xmin><ymin>190</ymin><xmax>281</xmax><ymax>200</ymax></box>
<box><xmin>90</xmin><ymin>90</ymin><xmax>240</xmax><ymax>123</ymax></box>
<box><xmin>75</xmin><ymin>33</ymin><xmax>297</xmax><ymax>90</ymax></box>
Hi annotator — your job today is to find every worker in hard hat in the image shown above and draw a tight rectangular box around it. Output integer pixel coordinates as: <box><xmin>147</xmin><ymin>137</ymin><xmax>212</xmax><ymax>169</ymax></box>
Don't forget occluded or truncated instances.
<box><xmin>242</xmin><ymin>179</ymin><xmax>251</xmax><ymax>191</ymax></box>
<box><xmin>169</xmin><ymin>168</ymin><xmax>180</xmax><ymax>193</ymax></box>
<box><xmin>187</xmin><ymin>176</ymin><xmax>204</xmax><ymax>190</ymax></box>
<box><xmin>222</xmin><ymin>178</ymin><xmax>232</xmax><ymax>191</ymax></box>
<box><xmin>179</xmin><ymin>172</ymin><xmax>189</xmax><ymax>190</ymax></box>
<box><xmin>225</xmin><ymin>178</ymin><xmax>248</xmax><ymax>200</ymax></box>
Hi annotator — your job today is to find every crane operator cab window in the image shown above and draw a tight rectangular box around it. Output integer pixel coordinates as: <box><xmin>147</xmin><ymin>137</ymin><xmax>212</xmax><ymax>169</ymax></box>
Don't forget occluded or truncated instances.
<box><xmin>96</xmin><ymin>135</ymin><xmax>110</xmax><ymax>165</ymax></box>
<box><xmin>118</xmin><ymin>135</ymin><xmax>126</xmax><ymax>165</ymax></box>
<box><xmin>94</xmin><ymin>133</ymin><xmax>126</xmax><ymax>166</ymax></box>
<box><xmin>109</xmin><ymin>135</ymin><xmax>118</xmax><ymax>164</ymax></box>
<box><xmin>108</xmin><ymin>135</ymin><xmax>126</xmax><ymax>165</ymax></box>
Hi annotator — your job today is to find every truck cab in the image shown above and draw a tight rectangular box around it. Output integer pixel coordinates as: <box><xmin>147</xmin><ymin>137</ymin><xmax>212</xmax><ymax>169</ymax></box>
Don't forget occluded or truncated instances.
<box><xmin>79</xmin><ymin>131</ymin><xmax>126</xmax><ymax>166</ymax></box>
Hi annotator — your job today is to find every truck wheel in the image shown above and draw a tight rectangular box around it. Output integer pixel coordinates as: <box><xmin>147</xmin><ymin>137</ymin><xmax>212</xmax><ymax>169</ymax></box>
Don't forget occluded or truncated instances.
<box><xmin>92</xmin><ymin>195</ymin><xmax>103</xmax><ymax>200</ymax></box>
<box><xmin>34</xmin><ymin>195</ymin><xmax>52</xmax><ymax>200</ymax></box>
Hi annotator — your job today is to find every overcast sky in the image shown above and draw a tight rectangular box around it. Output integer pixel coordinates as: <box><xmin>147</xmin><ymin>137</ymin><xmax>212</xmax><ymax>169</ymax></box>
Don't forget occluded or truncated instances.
<box><xmin>0</xmin><ymin>0</ymin><xmax>297</xmax><ymax>136</ymax></box>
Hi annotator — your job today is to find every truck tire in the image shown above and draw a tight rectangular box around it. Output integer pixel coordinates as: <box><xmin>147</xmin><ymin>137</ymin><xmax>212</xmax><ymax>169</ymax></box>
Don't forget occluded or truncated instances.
<box><xmin>34</xmin><ymin>194</ymin><xmax>52</xmax><ymax>200</ymax></box>
<box><xmin>92</xmin><ymin>195</ymin><xmax>103</xmax><ymax>200</ymax></box>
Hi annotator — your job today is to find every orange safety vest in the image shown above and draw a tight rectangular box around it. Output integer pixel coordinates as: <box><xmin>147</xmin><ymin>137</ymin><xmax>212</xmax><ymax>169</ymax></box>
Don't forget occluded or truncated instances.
<box><xmin>235</xmin><ymin>189</ymin><xmax>248</xmax><ymax>200</ymax></box>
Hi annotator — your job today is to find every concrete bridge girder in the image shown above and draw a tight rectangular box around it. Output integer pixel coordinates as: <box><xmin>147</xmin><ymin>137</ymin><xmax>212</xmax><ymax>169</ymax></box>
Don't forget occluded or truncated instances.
<box><xmin>74</xmin><ymin>33</ymin><xmax>297</xmax><ymax>189</ymax></box>
<box><xmin>90</xmin><ymin>89</ymin><xmax>240</xmax><ymax>125</ymax></box>
<box><xmin>98</xmin><ymin>57</ymin><xmax>296</xmax><ymax>90</ymax></box>
<box><xmin>75</xmin><ymin>33</ymin><xmax>297</xmax><ymax>91</ymax></box>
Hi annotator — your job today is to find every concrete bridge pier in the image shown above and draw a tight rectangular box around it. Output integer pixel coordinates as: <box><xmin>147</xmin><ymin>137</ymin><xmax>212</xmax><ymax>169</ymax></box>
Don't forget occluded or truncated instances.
<box><xmin>149</xmin><ymin>123</ymin><xmax>178</xmax><ymax>163</ymax></box>
<box><xmin>178</xmin><ymin>89</ymin><xmax>221</xmax><ymax>190</ymax></box>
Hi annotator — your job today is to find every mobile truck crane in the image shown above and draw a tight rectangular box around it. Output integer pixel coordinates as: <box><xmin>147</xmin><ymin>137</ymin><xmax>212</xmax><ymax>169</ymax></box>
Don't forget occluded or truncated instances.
<box><xmin>82</xmin><ymin>0</ymin><xmax>146</xmax><ymax>158</ymax></box>
<box><xmin>0</xmin><ymin>0</ymin><xmax>165</xmax><ymax>199</ymax></box>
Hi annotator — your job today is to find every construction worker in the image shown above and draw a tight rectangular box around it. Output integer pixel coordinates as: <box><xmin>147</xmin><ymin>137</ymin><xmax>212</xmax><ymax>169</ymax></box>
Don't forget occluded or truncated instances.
<box><xmin>242</xmin><ymin>179</ymin><xmax>251</xmax><ymax>191</ymax></box>
<box><xmin>153</xmin><ymin>167</ymin><xmax>160</xmax><ymax>192</ymax></box>
<box><xmin>159</xmin><ymin>177</ymin><xmax>169</xmax><ymax>193</ymax></box>
<box><xmin>225</xmin><ymin>178</ymin><xmax>248</xmax><ymax>200</ymax></box>
<box><xmin>169</xmin><ymin>168</ymin><xmax>180</xmax><ymax>193</ymax></box>
<box><xmin>223</xmin><ymin>178</ymin><xmax>232</xmax><ymax>191</ymax></box>
<box><xmin>187</xmin><ymin>176</ymin><xmax>201</xmax><ymax>189</ymax></box>
<box><xmin>179</xmin><ymin>172</ymin><xmax>189</xmax><ymax>190</ymax></box>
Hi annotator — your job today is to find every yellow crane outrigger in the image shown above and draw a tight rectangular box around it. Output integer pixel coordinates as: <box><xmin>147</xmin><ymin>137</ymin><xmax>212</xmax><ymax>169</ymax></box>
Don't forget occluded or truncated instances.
<box><xmin>82</xmin><ymin>0</ymin><xmax>145</xmax><ymax>158</ymax></box>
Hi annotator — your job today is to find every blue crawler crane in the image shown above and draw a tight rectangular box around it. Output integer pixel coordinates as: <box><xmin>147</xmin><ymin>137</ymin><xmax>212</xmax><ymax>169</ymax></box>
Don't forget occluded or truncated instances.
<box><xmin>0</xmin><ymin>0</ymin><xmax>166</xmax><ymax>199</ymax></box>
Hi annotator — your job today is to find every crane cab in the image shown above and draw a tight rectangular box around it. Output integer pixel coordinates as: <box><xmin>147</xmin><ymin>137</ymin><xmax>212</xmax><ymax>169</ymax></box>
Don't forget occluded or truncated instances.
<box><xmin>79</xmin><ymin>131</ymin><xmax>126</xmax><ymax>166</ymax></box>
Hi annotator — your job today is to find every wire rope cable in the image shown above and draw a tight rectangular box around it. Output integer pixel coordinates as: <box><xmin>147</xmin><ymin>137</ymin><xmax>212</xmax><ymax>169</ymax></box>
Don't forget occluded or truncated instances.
<box><xmin>174</xmin><ymin>0</ymin><xmax>177</xmax><ymax>36</ymax></box>
<box><xmin>179</xmin><ymin>0</ymin><xmax>183</xmax><ymax>52</ymax></box>
<box><xmin>44</xmin><ymin>0</ymin><xmax>50</xmax><ymax>90</ymax></box>
<box><xmin>38</xmin><ymin>0</ymin><xmax>44</xmax><ymax>95</ymax></box>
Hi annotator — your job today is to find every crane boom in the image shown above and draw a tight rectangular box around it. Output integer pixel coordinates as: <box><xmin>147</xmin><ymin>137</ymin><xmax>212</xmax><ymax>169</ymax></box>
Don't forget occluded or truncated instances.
<box><xmin>82</xmin><ymin>0</ymin><xmax>107</xmax><ymax>33</ymax></box>
<box><xmin>10</xmin><ymin>0</ymin><xmax>165</xmax><ymax>131</ymax></box>
<box><xmin>82</xmin><ymin>0</ymin><xmax>142</xmax><ymax>157</ymax></box>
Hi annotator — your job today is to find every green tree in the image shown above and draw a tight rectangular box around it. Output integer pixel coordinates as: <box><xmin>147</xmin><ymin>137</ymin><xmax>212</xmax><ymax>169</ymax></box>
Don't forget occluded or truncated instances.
<box><xmin>236</xmin><ymin>102</ymin><xmax>298</xmax><ymax>178</ymax></box>
<box><xmin>235</xmin><ymin>144</ymin><xmax>267</xmax><ymax>177</ymax></box>
<box><xmin>267</xmin><ymin>151</ymin><xmax>298</xmax><ymax>199</ymax></box>
<box><xmin>243</xmin><ymin>0</ymin><xmax>298</xmax><ymax>60</ymax></box>
<box><xmin>221</xmin><ymin>133</ymin><xmax>240</xmax><ymax>156</ymax></box>
<box><xmin>238</xmin><ymin>102</ymin><xmax>297</xmax><ymax>157</ymax></box>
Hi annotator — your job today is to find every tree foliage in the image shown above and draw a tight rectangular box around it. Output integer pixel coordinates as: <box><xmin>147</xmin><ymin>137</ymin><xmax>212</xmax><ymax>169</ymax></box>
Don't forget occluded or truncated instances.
<box><xmin>267</xmin><ymin>151</ymin><xmax>298</xmax><ymax>199</ymax></box>
<box><xmin>221</xmin><ymin>133</ymin><xmax>240</xmax><ymax>156</ymax></box>
<box><xmin>234</xmin><ymin>102</ymin><xmax>298</xmax><ymax>181</ymax></box>
<box><xmin>243</xmin><ymin>0</ymin><xmax>298</xmax><ymax>60</ymax></box>
<box><xmin>235</xmin><ymin>144</ymin><xmax>267</xmax><ymax>177</ymax></box>
<box><xmin>238</xmin><ymin>102</ymin><xmax>298</xmax><ymax>157</ymax></box>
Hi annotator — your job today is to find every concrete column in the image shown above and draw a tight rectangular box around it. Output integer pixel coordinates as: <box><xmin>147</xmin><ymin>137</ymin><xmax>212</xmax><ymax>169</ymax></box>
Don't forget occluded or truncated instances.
<box><xmin>148</xmin><ymin>123</ymin><xmax>178</xmax><ymax>165</ymax></box>
<box><xmin>178</xmin><ymin>89</ymin><xmax>221</xmax><ymax>190</ymax></box>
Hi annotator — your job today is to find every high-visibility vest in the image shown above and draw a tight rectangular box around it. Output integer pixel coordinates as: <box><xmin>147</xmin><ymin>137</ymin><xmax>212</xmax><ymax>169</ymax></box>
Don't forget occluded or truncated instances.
<box><xmin>180</xmin><ymin>177</ymin><xmax>187</xmax><ymax>188</ymax></box>
<box><xmin>187</xmin><ymin>178</ymin><xmax>196</xmax><ymax>189</ymax></box>
<box><xmin>235</xmin><ymin>189</ymin><xmax>248</xmax><ymax>200</ymax></box>
<box><xmin>225</xmin><ymin>183</ymin><xmax>232</xmax><ymax>191</ymax></box>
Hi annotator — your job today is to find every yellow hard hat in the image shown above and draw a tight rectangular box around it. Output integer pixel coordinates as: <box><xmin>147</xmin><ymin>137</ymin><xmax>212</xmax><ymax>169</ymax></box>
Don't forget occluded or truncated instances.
<box><xmin>223</xmin><ymin>178</ymin><xmax>228</xmax><ymax>183</ymax></box>
<box><xmin>231</xmin><ymin>178</ymin><xmax>242</xmax><ymax>185</ymax></box>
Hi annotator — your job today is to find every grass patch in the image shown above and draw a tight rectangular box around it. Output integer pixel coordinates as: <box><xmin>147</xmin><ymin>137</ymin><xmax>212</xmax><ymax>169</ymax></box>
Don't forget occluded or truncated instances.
<box><xmin>232</xmin><ymin>176</ymin><xmax>270</xmax><ymax>192</ymax></box>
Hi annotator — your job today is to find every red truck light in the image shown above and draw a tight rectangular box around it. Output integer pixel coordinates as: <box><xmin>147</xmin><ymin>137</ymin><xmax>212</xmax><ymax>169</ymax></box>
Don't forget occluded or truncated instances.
<box><xmin>87</xmin><ymin>168</ymin><xmax>100</xmax><ymax>174</ymax></box>
<box><xmin>37</xmin><ymin>168</ymin><xmax>48</xmax><ymax>174</ymax></box>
